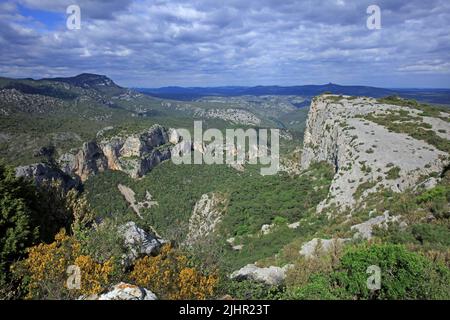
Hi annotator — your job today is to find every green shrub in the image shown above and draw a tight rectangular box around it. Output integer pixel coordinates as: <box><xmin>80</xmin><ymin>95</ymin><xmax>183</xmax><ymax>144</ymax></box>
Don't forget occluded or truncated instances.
<box><xmin>417</xmin><ymin>186</ymin><xmax>448</xmax><ymax>203</ymax></box>
<box><xmin>218</xmin><ymin>278</ymin><xmax>285</xmax><ymax>300</ymax></box>
<box><xmin>290</xmin><ymin>274</ymin><xmax>342</xmax><ymax>300</ymax></box>
<box><xmin>385</xmin><ymin>167</ymin><xmax>401</xmax><ymax>180</ymax></box>
<box><xmin>411</xmin><ymin>224</ymin><xmax>450</xmax><ymax>247</ymax></box>
<box><xmin>292</xmin><ymin>244</ymin><xmax>450</xmax><ymax>300</ymax></box>
<box><xmin>416</xmin><ymin>186</ymin><xmax>450</xmax><ymax>219</ymax></box>
<box><xmin>273</xmin><ymin>216</ymin><xmax>288</xmax><ymax>225</ymax></box>
<box><xmin>0</xmin><ymin>165</ymin><xmax>39</xmax><ymax>285</ymax></box>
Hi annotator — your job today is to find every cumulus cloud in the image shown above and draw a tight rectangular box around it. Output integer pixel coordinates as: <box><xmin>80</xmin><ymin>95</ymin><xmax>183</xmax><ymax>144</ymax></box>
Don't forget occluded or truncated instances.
<box><xmin>0</xmin><ymin>0</ymin><xmax>449</xmax><ymax>87</ymax></box>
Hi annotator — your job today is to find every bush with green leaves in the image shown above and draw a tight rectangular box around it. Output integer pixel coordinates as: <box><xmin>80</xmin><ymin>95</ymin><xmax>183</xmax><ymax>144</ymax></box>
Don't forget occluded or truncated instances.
<box><xmin>217</xmin><ymin>278</ymin><xmax>285</xmax><ymax>300</ymax></box>
<box><xmin>0</xmin><ymin>165</ymin><xmax>40</xmax><ymax>286</ymax></box>
<box><xmin>291</xmin><ymin>243</ymin><xmax>450</xmax><ymax>300</ymax></box>
<box><xmin>416</xmin><ymin>185</ymin><xmax>450</xmax><ymax>219</ymax></box>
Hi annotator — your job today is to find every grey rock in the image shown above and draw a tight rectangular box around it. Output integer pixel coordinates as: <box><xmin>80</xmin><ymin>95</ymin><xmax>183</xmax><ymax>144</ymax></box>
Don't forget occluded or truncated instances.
<box><xmin>288</xmin><ymin>222</ymin><xmax>301</xmax><ymax>229</ymax></box>
<box><xmin>230</xmin><ymin>264</ymin><xmax>293</xmax><ymax>286</ymax></box>
<box><xmin>414</xmin><ymin>177</ymin><xmax>439</xmax><ymax>191</ymax></box>
<box><xmin>119</xmin><ymin>221</ymin><xmax>167</xmax><ymax>263</ymax></box>
<box><xmin>261</xmin><ymin>224</ymin><xmax>274</xmax><ymax>235</ymax></box>
<box><xmin>301</xmin><ymin>95</ymin><xmax>449</xmax><ymax>213</ymax></box>
<box><xmin>351</xmin><ymin>211</ymin><xmax>400</xmax><ymax>239</ymax></box>
<box><xmin>299</xmin><ymin>238</ymin><xmax>349</xmax><ymax>258</ymax></box>
<box><xmin>15</xmin><ymin>162</ymin><xmax>79</xmax><ymax>190</ymax></box>
<box><xmin>97</xmin><ymin>282</ymin><xmax>157</xmax><ymax>300</ymax></box>
<box><xmin>58</xmin><ymin>124</ymin><xmax>175</xmax><ymax>181</ymax></box>
<box><xmin>185</xmin><ymin>193</ymin><xmax>227</xmax><ymax>246</ymax></box>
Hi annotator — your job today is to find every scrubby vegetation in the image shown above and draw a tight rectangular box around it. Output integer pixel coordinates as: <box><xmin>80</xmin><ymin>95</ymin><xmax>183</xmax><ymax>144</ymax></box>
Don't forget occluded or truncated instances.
<box><xmin>1</xmin><ymin>81</ymin><xmax>449</xmax><ymax>300</ymax></box>
<box><xmin>364</xmin><ymin>107</ymin><xmax>450</xmax><ymax>154</ymax></box>
<box><xmin>287</xmin><ymin>243</ymin><xmax>450</xmax><ymax>300</ymax></box>
<box><xmin>2</xmin><ymin>154</ymin><xmax>449</xmax><ymax>300</ymax></box>
<box><xmin>131</xmin><ymin>245</ymin><xmax>218</xmax><ymax>300</ymax></box>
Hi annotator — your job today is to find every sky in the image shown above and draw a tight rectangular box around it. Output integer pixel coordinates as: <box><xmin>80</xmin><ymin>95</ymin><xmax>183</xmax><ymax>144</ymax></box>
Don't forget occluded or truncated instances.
<box><xmin>0</xmin><ymin>0</ymin><xmax>449</xmax><ymax>88</ymax></box>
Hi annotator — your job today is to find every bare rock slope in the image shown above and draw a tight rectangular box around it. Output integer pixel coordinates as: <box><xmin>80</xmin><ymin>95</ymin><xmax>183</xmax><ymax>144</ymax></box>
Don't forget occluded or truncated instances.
<box><xmin>301</xmin><ymin>95</ymin><xmax>450</xmax><ymax>213</ymax></box>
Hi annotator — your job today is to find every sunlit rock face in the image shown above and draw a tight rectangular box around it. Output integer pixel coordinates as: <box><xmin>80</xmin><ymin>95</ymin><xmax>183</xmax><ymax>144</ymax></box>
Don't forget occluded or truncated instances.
<box><xmin>301</xmin><ymin>95</ymin><xmax>450</xmax><ymax>213</ymax></box>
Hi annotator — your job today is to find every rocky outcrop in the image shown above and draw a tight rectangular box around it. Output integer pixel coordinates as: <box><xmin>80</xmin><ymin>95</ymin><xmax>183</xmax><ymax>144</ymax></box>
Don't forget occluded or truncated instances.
<box><xmin>301</xmin><ymin>95</ymin><xmax>450</xmax><ymax>213</ymax></box>
<box><xmin>260</xmin><ymin>224</ymin><xmax>275</xmax><ymax>235</ymax></box>
<box><xmin>185</xmin><ymin>193</ymin><xmax>228</xmax><ymax>246</ymax></box>
<box><xmin>65</xmin><ymin>141</ymin><xmax>109</xmax><ymax>182</ymax></box>
<box><xmin>299</xmin><ymin>237</ymin><xmax>349</xmax><ymax>258</ymax></box>
<box><xmin>15</xmin><ymin>162</ymin><xmax>80</xmax><ymax>190</ymax></box>
<box><xmin>119</xmin><ymin>221</ymin><xmax>168</xmax><ymax>264</ymax></box>
<box><xmin>58</xmin><ymin>124</ymin><xmax>174</xmax><ymax>181</ymax></box>
<box><xmin>230</xmin><ymin>264</ymin><xmax>293</xmax><ymax>286</ymax></box>
<box><xmin>88</xmin><ymin>283</ymin><xmax>157</xmax><ymax>300</ymax></box>
<box><xmin>351</xmin><ymin>211</ymin><xmax>401</xmax><ymax>239</ymax></box>
<box><xmin>15</xmin><ymin>125</ymin><xmax>180</xmax><ymax>189</ymax></box>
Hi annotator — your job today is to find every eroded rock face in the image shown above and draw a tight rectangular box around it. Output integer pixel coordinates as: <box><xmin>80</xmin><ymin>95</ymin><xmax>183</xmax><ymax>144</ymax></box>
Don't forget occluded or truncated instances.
<box><xmin>185</xmin><ymin>193</ymin><xmax>227</xmax><ymax>246</ymax></box>
<box><xmin>73</xmin><ymin>142</ymin><xmax>109</xmax><ymax>181</ymax></box>
<box><xmin>97</xmin><ymin>282</ymin><xmax>157</xmax><ymax>300</ymax></box>
<box><xmin>15</xmin><ymin>125</ymin><xmax>177</xmax><ymax>190</ymax></box>
<box><xmin>301</xmin><ymin>95</ymin><xmax>450</xmax><ymax>213</ymax></box>
<box><xmin>230</xmin><ymin>264</ymin><xmax>293</xmax><ymax>286</ymax></box>
<box><xmin>58</xmin><ymin>124</ymin><xmax>174</xmax><ymax>181</ymax></box>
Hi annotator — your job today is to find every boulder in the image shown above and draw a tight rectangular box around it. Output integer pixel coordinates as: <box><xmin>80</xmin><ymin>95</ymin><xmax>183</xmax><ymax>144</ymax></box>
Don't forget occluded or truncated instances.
<box><xmin>261</xmin><ymin>224</ymin><xmax>274</xmax><ymax>235</ymax></box>
<box><xmin>119</xmin><ymin>221</ymin><xmax>167</xmax><ymax>263</ymax></box>
<box><xmin>97</xmin><ymin>282</ymin><xmax>157</xmax><ymax>300</ymax></box>
<box><xmin>288</xmin><ymin>222</ymin><xmax>300</xmax><ymax>229</ymax></box>
<box><xmin>230</xmin><ymin>264</ymin><xmax>292</xmax><ymax>286</ymax></box>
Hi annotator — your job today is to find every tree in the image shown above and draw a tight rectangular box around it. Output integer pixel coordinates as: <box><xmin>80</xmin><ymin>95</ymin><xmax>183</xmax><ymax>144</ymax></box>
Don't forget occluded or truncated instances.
<box><xmin>0</xmin><ymin>165</ymin><xmax>39</xmax><ymax>287</ymax></box>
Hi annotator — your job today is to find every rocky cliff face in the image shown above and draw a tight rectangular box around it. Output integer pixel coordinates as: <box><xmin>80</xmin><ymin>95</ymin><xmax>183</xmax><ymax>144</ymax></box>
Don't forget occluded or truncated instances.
<box><xmin>301</xmin><ymin>95</ymin><xmax>450</xmax><ymax>213</ymax></box>
<box><xmin>16</xmin><ymin>124</ymin><xmax>176</xmax><ymax>186</ymax></box>
<box><xmin>58</xmin><ymin>124</ymin><xmax>173</xmax><ymax>181</ymax></box>
<box><xmin>15</xmin><ymin>162</ymin><xmax>80</xmax><ymax>190</ymax></box>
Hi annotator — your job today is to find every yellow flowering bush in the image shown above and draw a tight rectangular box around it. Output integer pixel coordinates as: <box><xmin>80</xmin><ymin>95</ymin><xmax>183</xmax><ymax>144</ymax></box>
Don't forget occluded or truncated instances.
<box><xmin>14</xmin><ymin>230</ymin><xmax>114</xmax><ymax>299</ymax></box>
<box><xmin>130</xmin><ymin>245</ymin><xmax>218</xmax><ymax>300</ymax></box>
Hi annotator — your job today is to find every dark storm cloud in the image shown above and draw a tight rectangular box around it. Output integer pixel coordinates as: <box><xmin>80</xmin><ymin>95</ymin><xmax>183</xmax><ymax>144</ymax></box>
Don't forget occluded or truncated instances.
<box><xmin>0</xmin><ymin>0</ymin><xmax>449</xmax><ymax>87</ymax></box>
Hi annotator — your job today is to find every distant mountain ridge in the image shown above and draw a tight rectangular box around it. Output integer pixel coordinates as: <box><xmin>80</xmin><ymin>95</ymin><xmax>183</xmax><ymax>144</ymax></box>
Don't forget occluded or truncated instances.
<box><xmin>41</xmin><ymin>73</ymin><xmax>121</xmax><ymax>89</ymax></box>
<box><xmin>137</xmin><ymin>83</ymin><xmax>394</xmax><ymax>99</ymax></box>
<box><xmin>0</xmin><ymin>73</ymin><xmax>125</xmax><ymax>100</ymax></box>
<box><xmin>1</xmin><ymin>73</ymin><xmax>449</xmax><ymax>105</ymax></box>
<box><xmin>137</xmin><ymin>83</ymin><xmax>450</xmax><ymax>105</ymax></box>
